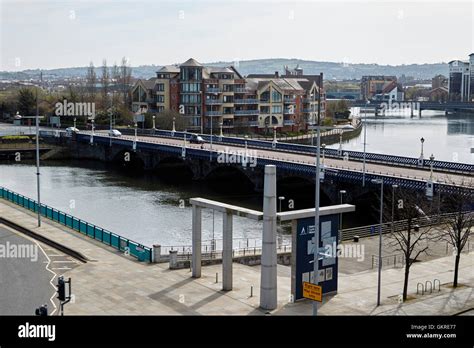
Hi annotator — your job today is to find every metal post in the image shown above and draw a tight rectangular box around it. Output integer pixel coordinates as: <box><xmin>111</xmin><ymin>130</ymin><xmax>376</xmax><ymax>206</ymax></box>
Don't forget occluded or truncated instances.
<box><xmin>372</xmin><ymin>179</ymin><xmax>384</xmax><ymax>306</ymax></box>
<box><xmin>391</xmin><ymin>184</ymin><xmax>398</xmax><ymax>233</ymax></box>
<box><xmin>152</xmin><ymin>115</ymin><xmax>156</xmax><ymax>129</ymax></box>
<box><xmin>210</xmin><ymin>112</ymin><xmax>213</xmax><ymax>161</ymax></box>
<box><xmin>429</xmin><ymin>154</ymin><xmax>434</xmax><ymax>180</ymax></box>
<box><xmin>35</xmin><ymin>83</ymin><xmax>41</xmax><ymax>227</ymax></box>
<box><xmin>339</xmin><ymin>190</ymin><xmax>346</xmax><ymax>241</ymax></box>
<box><xmin>420</xmin><ymin>137</ymin><xmax>425</xmax><ymax>159</ymax></box>
<box><xmin>313</xmin><ymin>73</ymin><xmax>323</xmax><ymax>316</ymax></box>
<box><xmin>73</xmin><ymin>117</ymin><xmax>76</xmax><ymax>129</ymax></box>
<box><xmin>172</xmin><ymin>117</ymin><xmax>176</xmax><ymax>132</ymax></box>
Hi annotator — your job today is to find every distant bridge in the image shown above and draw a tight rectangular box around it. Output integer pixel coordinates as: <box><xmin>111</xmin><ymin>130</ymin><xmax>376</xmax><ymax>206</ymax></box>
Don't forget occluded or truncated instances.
<box><xmin>350</xmin><ymin>100</ymin><xmax>474</xmax><ymax>116</ymax></box>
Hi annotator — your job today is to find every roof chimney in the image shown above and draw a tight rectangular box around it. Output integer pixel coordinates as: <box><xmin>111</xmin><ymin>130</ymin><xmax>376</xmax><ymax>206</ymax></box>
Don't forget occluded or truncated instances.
<box><xmin>275</xmin><ymin>71</ymin><xmax>279</xmax><ymax>78</ymax></box>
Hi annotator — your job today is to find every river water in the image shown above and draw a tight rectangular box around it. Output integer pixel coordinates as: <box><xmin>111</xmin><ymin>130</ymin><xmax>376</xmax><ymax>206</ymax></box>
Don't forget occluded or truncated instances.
<box><xmin>0</xmin><ymin>111</ymin><xmax>472</xmax><ymax>247</ymax></box>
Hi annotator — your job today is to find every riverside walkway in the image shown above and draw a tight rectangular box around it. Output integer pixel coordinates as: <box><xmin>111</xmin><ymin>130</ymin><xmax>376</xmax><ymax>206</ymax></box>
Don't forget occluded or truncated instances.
<box><xmin>0</xmin><ymin>199</ymin><xmax>472</xmax><ymax>315</ymax></box>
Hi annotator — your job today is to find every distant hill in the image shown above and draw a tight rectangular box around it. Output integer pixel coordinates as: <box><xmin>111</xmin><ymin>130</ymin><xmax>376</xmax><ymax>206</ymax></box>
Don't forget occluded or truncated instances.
<box><xmin>0</xmin><ymin>58</ymin><xmax>448</xmax><ymax>81</ymax></box>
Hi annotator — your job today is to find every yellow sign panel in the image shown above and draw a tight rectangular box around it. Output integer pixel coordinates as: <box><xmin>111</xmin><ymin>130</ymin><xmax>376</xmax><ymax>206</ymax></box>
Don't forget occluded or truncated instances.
<box><xmin>302</xmin><ymin>282</ymin><xmax>322</xmax><ymax>302</ymax></box>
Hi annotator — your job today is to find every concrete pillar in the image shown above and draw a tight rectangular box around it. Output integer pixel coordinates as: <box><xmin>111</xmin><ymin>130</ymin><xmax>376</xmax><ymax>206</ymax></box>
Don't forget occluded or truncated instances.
<box><xmin>169</xmin><ymin>250</ymin><xmax>178</xmax><ymax>269</ymax></box>
<box><xmin>222</xmin><ymin>211</ymin><xmax>233</xmax><ymax>291</ymax></box>
<box><xmin>192</xmin><ymin>205</ymin><xmax>202</xmax><ymax>278</ymax></box>
<box><xmin>153</xmin><ymin>244</ymin><xmax>161</xmax><ymax>263</ymax></box>
<box><xmin>260</xmin><ymin>165</ymin><xmax>278</xmax><ymax>310</ymax></box>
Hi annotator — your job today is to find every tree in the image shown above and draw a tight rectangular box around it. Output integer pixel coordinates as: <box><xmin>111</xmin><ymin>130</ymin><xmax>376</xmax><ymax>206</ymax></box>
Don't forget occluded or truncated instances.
<box><xmin>120</xmin><ymin>57</ymin><xmax>132</xmax><ymax>106</ymax></box>
<box><xmin>86</xmin><ymin>62</ymin><xmax>97</xmax><ymax>104</ymax></box>
<box><xmin>101</xmin><ymin>59</ymin><xmax>110</xmax><ymax>112</ymax></box>
<box><xmin>17</xmin><ymin>88</ymin><xmax>36</xmax><ymax>116</ymax></box>
<box><xmin>325</xmin><ymin>99</ymin><xmax>350</xmax><ymax>120</ymax></box>
<box><xmin>383</xmin><ymin>189</ymin><xmax>437</xmax><ymax>301</ymax></box>
<box><xmin>152</xmin><ymin>110</ymin><xmax>186</xmax><ymax>131</ymax></box>
<box><xmin>439</xmin><ymin>186</ymin><xmax>473</xmax><ymax>287</ymax></box>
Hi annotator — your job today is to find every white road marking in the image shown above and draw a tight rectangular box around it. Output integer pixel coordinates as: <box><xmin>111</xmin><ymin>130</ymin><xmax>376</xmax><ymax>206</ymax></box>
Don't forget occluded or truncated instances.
<box><xmin>36</xmin><ymin>243</ymin><xmax>59</xmax><ymax>316</ymax></box>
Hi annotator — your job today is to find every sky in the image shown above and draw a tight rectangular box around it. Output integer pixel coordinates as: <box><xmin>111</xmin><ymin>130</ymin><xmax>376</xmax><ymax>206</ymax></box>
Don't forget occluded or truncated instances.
<box><xmin>0</xmin><ymin>0</ymin><xmax>473</xmax><ymax>71</ymax></box>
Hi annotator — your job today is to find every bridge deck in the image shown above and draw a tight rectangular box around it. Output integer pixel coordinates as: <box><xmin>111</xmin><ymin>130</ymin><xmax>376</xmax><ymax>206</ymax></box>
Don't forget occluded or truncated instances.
<box><xmin>106</xmin><ymin>132</ymin><xmax>472</xmax><ymax>189</ymax></box>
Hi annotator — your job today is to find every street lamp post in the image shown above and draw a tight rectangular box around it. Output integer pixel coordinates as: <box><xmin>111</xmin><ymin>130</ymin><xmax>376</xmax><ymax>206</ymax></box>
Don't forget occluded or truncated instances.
<box><xmin>391</xmin><ymin>184</ymin><xmax>398</xmax><ymax>233</ymax></box>
<box><xmin>210</xmin><ymin>113</ymin><xmax>213</xmax><ymax>161</ymax></box>
<box><xmin>372</xmin><ymin>178</ymin><xmax>384</xmax><ymax>306</ymax></box>
<box><xmin>73</xmin><ymin>117</ymin><xmax>76</xmax><ymax>129</ymax></box>
<box><xmin>273</xmin><ymin>126</ymin><xmax>277</xmax><ymax>144</ymax></box>
<box><xmin>429</xmin><ymin>154</ymin><xmax>435</xmax><ymax>180</ymax></box>
<box><xmin>338</xmin><ymin>130</ymin><xmax>343</xmax><ymax>155</ymax></box>
<box><xmin>362</xmin><ymin>100</ymin><xmax>369</xmax><ymax>187</ymax></box>
<box><xmin>152</xmin><ymin>115</ymin><xmax>156</xmax><ymax>130</ymax></box>
<box><xmin>35</xmin><ymin>84</ymin><xmax>41</xmax><ymax>227</ymax></box>
<box><xmin>278</xmin><ymin>196</ymin><xmax>285</xmax><ymax>227</ymax></box>
<box><xmin>338</xmin><ymin>190</ymin><xmax>346</xmax><ymax>242</ymax></box>
<box><xmin>219</xmin><ymin>122</ymin><xmax>223</xmax><ymax>138</ymax></box>
<box><xmin>420</xmin><ymin>137</ymin><xmax>425</xmax><ymax>159</ymax></box>
<box><xmin>313</xmin><ymin>73</ymin><xmax>323</xmax><ymax>316</ymax></box>
<box><xmin>172</xmin><ymin>117</ymin><xmax>176</xmax><ymax>132</ymax></box>
<box><xmin>321</xmin><ymin>143</ymin><xmax>326</xmax><ymax>167</ymax></box>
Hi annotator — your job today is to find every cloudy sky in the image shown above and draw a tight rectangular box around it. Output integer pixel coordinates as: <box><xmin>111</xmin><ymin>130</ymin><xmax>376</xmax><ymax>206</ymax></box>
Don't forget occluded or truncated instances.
<box><xmin>0</xmin><ymin>0</ymin><xmax>472</xmax><ymax>71</ymax></box>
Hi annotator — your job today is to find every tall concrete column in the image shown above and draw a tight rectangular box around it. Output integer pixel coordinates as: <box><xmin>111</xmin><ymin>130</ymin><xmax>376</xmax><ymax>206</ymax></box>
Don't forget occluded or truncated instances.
<box><xmin>192</xmin><ymin>205</ymin><xmax>202</xmax><ymax>278</ymax></box>
<box><xmin>260</xmin><ymin>165</ymin><xmax>277</xmax><ymax>310</ymax></box>
<box><xmin>222</xmin><ymin>211</ymin><xmax>233</xmax><ymax>291</ymax></box>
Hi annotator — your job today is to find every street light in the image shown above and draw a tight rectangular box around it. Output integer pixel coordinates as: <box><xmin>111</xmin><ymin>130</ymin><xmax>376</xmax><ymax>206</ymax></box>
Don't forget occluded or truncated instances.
<box><xmin>172</xmin><ymin>117</ymin><xmax>176</xmax><ymax>132</ymax></box>
<box><xmin>420</xmin><ymin>137</ymin><xmax>425</xmax><ymax>159</ymax></box>
<box><xmin>152</xmin><ymin>115</ymin><xmax>156</xmax><ymax>130</ymax></box>
<box><xmin>338</xmin><ymin>190</ymin><xmax>346</xmax><ymax>242</ymax></box>
<box><xmin>273</xmin><ymin>126</ymin><xmax>277</xmax><ymax>144</ymax></box>
<box><xmin>313</xmin><ymin>73</ymin><xmax>323</xmax><ymax>316</ymax></box>
<box><xmin>73</xmin><ymin>117</ymin><xmax>76</xmax><ymax>129</ymax></box>
<box><xmin>210</xmin><ymin>112</ymin><xmax>213</xmax><ymax>162</ymax></box>
<box><xmin>134</xmin><ymin>122</ymin><xmax>138</xmax><ymax>142</ymax></box>
<box><xmin>362</xmin><ymin>100</ymin><xmax>370</xmax><ymax>187</ymax></box>
<box><xmin>321</xmin><ymin>143</ymin><xmax>326</xmax><ymax>167</ymax></box>
<box><xmin>35</xmin><ymin>81</ymin><xmax>41</xmax><ymax>227</ymax></box>
<box><xmin>391</xmin><ymin>184</ymin><xmax>398</xmax><ymax>233</ymax></box>
<box><xmin>278</xmin><ymin>196</ymin><xmax>285</xmax><ymax>227</ymax></box>
<box><xmin>219</xmin><ymin>122</ymin><xmax>223</xmax><ymax>138</ymax></box>
<box><xmin>429</xmin><ymin>154</ymin><xmax>435</xmax><ymax>180</ymax></box>
<box><xmin>371</xmin><ymin>178</ymin><xmax>384</xmax><ymax>306</ymax></box>
<box><xmin>338</xmin><ymin>130</ymin><xmax>343</xmax><ymax>155</ymax></box>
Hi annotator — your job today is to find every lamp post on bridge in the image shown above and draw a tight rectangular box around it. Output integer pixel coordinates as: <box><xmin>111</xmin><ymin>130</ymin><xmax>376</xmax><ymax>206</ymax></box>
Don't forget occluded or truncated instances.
<box><xmin>152</xmin><ymin>115</ymin><xmax>156</xmax><ymax>130</ymax></box>
<box><xmin>73</xmin><ymin>117</ymin><xmax>76</xmax><ymax>129</ymax></box>
<box><xmin>420</xmin><ymin>137</ymin><xmax>425</xmax><ymax>160</ymax></box>
<box><xmin>321</xmin><ymin>143</ymin><xmax>326</xmax><ymax>167</ymax></box>
<box><xmin>362</xmin><ymin>99</ymin><xmax>370</xmax><ymax>187</ymax></box>
<box><xmin>429</xmin><ymin>154</ymin><xmax>435</xmax><ymax>180</ymax></box>
<box><xmin>278</xmin><ymin>196</ymin><xmax>285</xmax><ymax>227</ymax></box>
<box><xmin>219</xmin><ymin>122</ymin><xmax>223</xmax><ymax>138</ymax></box>
<box><xmin>172</xmin><ymin>117</ymin><xmax>176</xmax><ymax>133</ymax></box>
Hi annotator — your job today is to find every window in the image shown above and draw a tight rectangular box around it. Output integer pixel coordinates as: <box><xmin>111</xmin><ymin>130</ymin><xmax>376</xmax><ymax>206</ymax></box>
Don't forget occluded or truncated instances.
<box><xmin>156</xmin><ymin>83</ymin><xmax>165</xmax><ymax>91</ymax></box>
<box><xmin>271</xmin><ymin>105</ymin><xmax>282</xmax><ymax>113</ymax></box>
<box><xmin>157</xmin><ymin>95</ymin><xmax>165</xmax><ymax>103</ymax></box>
<box><xmin>271</xmin><ymin>90</ymin><xmax>282</xmax><ymax>102</ymax></box>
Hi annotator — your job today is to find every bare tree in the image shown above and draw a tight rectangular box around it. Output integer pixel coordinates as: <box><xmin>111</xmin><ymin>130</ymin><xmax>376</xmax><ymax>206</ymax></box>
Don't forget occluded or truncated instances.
<box><xmin>384</xmin><ymin>189</ymin><xmax>437</xmax><ymax>301</ymax></box>
<box><xmin>86</xmin><ymin>61</ymin><xmax>97</xmax><ymax>103</ymax></box>
<box><xmin>101</xmin><ymin>59</ymin><xmax>110</xmax><ymax>112</ymax></box>
<box><xmin>439</xmin><ymin>186</ymin><xmax>473</xmax><ymax>287</ymax></box>
<box><xmin>120</xmin><ymin>57</ymin><xmax>132</xmax><ymax>106</ymax></box>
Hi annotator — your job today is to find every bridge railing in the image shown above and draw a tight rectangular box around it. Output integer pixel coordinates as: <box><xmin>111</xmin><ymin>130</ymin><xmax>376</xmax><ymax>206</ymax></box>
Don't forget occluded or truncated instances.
<box><xmin>340</xmin><ymin>211</ymin><xmax>471</xmax><ymax>241</ymax></box>
<box><xmin>0</xmin><ymin>186</ymin><xmax>152</xmax><ymax>262</ymax></box>
<box><xmin>112</xmin><ymin>127</ymin><xmax>473</xmax><ymax>175</ymax></box>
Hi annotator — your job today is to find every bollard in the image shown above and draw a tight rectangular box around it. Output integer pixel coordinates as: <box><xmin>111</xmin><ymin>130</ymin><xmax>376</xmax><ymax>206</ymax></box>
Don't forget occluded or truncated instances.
<box><xmin>169</xmin><ymin>250</ymin><xmax>178</xmax><ymax>269</ymax></box>
<box><xmin>216</xmin><ymin>272</ymin><xmax>218</xmax><ymax>283</ymax></box>
<box><xmin>152</xmin><ymin>244</ymin><xmax>161</xmax><ymax>263</ymax></box>
<box><xmin>250</xmin><ymin>286</ymin><xmax>253</xmax><ymax>297</ymax></box>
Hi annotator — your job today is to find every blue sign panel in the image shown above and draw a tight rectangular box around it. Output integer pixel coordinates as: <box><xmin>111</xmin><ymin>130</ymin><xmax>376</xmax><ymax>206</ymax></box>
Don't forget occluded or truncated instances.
<box><xmin>295</xmin><ymin>214</ymin><xmax>339</xmax><ymax>300</ymax></box>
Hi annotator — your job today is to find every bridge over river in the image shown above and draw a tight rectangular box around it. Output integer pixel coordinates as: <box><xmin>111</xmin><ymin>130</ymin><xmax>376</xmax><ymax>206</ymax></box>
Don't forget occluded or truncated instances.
<box><xmin>40</xmin><ymin>130</ymin><xmax>473</xmax><ymax>200</ymax></box>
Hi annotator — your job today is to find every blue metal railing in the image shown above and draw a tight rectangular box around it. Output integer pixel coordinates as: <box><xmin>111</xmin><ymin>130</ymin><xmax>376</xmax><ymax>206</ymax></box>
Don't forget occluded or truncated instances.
<box><xmin>0</xmin><ymin>186</ymin><xmax>152</xmax><ymax>262</ymax></box>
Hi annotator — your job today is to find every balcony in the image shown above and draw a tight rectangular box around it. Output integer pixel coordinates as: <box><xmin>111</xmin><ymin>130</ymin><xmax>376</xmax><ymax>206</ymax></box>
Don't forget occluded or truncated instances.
<box><xmin>283</xmin><ymin>120</ymin><xmax>295</xmax><ymax>126</ymax></box>
<box><xmin>234</xmin><ymin>87</ymin><xmax>246</xmax><ymax>93</ymax></box>
<box><xmin>206</xmin><ymin>88</ymin><xmax>221</xmax><ymax>93</ymax></box>
<box><xmin>284</xmin><ymin>109</ymin><xmax>294</xmax><ymax>115</ymax></box>
<box><xmin>259</xmin><ymin>99</ymin><xmax>270</xmax><ymax>103</ymax></box>
<box><xmin>205</xmin><ymin>99</ymin><xmax>223</xmax><ymax>105</ymax></box>
<box><xmin>234</xmin><ymin>99</ymin><xmax>258</xmax><ymax>104</ymax></box>
<box><xmin>284</xmin><ymin>97</ymin><xmax>296</xmax><ymax>103</ymax></box>
<box><xmin>234</xmin><ymin>110</ymin><xmax>260</xmax><ymax>116</ymax></box>
<box><xmin>206</xmin><ymin>111</ymin><xmax>223</xmax><ymax>116</ymax></box>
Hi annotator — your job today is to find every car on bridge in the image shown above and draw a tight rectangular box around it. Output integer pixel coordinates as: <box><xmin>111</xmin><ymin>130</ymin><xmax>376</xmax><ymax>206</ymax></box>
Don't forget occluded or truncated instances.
<box><xmin>189</xmin><ymin>134</ymin><xmax>205</xmax><ymax>144</ymax></box>
<box><xmin>108</xmin><ymin>129</ymin><xmax>122</xmax><ymax>137</ymax></box>
<box><xmin>65</xmin><ymin>127</ymin><xmax>80</xmax><ymax>136</ymax></box>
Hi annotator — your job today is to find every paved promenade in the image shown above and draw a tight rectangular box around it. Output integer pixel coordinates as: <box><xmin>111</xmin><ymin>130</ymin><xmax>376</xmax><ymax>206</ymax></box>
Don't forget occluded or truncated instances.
<box><xmin>0</xmin><ymin>199</ymin><xmax>472</xmax><ymax>315</ymax></box>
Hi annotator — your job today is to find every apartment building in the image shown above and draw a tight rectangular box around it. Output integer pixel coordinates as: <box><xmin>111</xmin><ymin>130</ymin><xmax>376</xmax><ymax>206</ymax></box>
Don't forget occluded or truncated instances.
<box><xmin>360</xmin><ymin>76</ymin><xmax>398</xmax><ymax>101</ymax></box>
<box><xmin>448</xmin><ymin>54</ymin><xmax>474</xmax><ymax>102</ymax></box>
<box><xmin>131</xmin><ymin>58</ymin><xmax>325</xmax><ymax>132</ymax></box>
